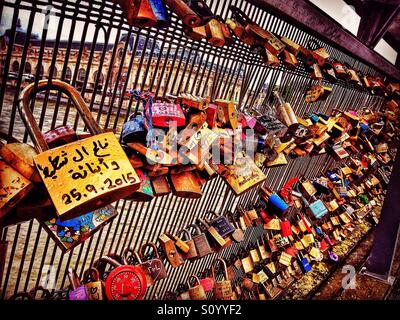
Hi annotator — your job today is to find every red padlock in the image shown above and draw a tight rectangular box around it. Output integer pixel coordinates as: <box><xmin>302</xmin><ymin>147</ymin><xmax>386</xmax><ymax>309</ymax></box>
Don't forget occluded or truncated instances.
<box><xmin>280</xmin><ymin>219</ymin><xmax>292</xmax><ymax>237</ymax></box>
<box><xmin>95</xmin><ymin>255</ymin><xmax>147</xmax><ymax>300</ymax></box>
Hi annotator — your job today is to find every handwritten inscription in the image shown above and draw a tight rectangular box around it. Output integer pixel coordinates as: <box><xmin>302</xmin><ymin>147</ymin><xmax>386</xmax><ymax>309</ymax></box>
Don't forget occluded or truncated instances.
<box><xmin>34</xmin><ymin>132</ymin><xmax>139</xmax><ymax>217</ymax></box>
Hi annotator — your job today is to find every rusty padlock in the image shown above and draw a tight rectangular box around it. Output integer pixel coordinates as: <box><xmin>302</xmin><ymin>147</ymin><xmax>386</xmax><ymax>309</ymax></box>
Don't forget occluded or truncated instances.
<box><xmin>213</xmin><ymin>258</ymin><xmax>233</xmax><ymax>300</ymax></box>
<box><xmin>18</xmin><ymin>80</ymin><xmax>140</xmax><ymax>221</ymax></box>
<box><xmin>188</xmin><ymin>275</ymin><xmax>207</xmax><ymax>300</ymax></box>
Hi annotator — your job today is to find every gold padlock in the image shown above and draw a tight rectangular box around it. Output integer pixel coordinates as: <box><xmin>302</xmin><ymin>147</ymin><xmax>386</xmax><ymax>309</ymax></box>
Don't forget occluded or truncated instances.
<box><xmin>0</xmin><ymin>160</ymin><xmax>33</xmax><ymax>219</ymax></box>
<box><xmin>0</xmin><ymin>142</ymin><xmax>41</xmax><ymax>182</ymax></box>
<box><xmin>241</xmin><ymin>255</ymin><xmax>254</xmax><ymax>274</ymax></box>
<box><xmin>168</xmin><ymin>232</ymin><xmax>190</xmax><ymax>253</ymax></box>
<box><xmin>212</xmin><ymin>258</ymin><xmax>233</xmax><ymax>300</ymax></box>
<box><xmin>188</xmin><ymin>275</ymin><xmax>207</xmax><ymax>300</ymax></box>
<box><xmin>83</xmin><ymin>267</ymin><xmax>104</xmax><ymax>300</ymax></box>
<box><xmin>206</xmin><ymin>18</ymin><xmax>225</xmax><ymax>47</ymax></box>
<box><xmin>18</xmin><ymin>80</ymin><xmax>140</xmax><ymax>221</ymax></box>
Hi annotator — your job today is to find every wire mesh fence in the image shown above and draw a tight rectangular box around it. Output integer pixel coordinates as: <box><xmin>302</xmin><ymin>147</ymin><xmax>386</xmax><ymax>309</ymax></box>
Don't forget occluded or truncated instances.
<box><xmin>0</xmin><ymin>0</ymin><xmax>387</xmax><ymax>299</ymax></box>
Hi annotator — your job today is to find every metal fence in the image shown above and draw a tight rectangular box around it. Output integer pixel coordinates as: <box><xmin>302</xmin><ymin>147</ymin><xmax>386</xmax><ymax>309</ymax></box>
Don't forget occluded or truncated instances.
<box><xmin>0</xmin><ymin>0</ymin><xmax>387</xmax><ymax>299</ymax></box>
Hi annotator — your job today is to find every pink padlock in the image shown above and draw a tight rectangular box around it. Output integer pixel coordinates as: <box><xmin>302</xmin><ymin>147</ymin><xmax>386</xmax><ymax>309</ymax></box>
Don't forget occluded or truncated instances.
<box><xmin>200</xmin><ymin>276</ymin><xmax>214</xmax><ymax>292</ymax></box>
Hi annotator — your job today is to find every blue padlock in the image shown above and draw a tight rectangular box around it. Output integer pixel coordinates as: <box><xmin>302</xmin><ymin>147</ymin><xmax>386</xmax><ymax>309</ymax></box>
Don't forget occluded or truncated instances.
<box><xmin>121</xmin><ymin>114</ymin><xmax>146</xmax><ymax>144</ymax></box>
<box><xmin>149</xmin><ymin>0</ymin><xmax>170</xmax><ymax>28</ymax></box>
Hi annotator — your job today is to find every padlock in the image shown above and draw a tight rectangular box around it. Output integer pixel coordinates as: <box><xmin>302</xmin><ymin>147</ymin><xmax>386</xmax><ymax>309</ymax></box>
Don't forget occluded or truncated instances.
<box><xmin>237</xmin><ymin>205</ymin><xmax>252</xmax><ymax>230</ymax></box>
<box><xmin>198</xmin><ymin>218</ymin><xmax>226</xmax><ymax>247</ymax></box>
<box><xmin>40</xmin><ymin>205</ymin><xmax>118</xmax><ymax>253</ymax></box>
<box><xmin>305</xmin><ymin>85</ymin><xmax>332</xmax><ymax>103</ymax></box>
<box><xmin>158</xmin><ymin>233</ymin><xmax>185</xmax><ymax>268</ymax></box>
<box><xmin>280</xmin><ymin>219</ymin><xmax>292</xmax><ymax>237</ymax></box>
<box><xmin>215</xmin><ymin>99</ymin><xmax>238</xmax><ymax>130</ymax></box>
<box><xmin>146</xmin><ymin>99</ymin><xmax>186</xmax><ymax>128</ymax></box>
<box><xmin>309</xmin><ymin>245</ymin><xmax>322</xmax><ymax>261</ymax></box>
<box><xmin>121</xmin><ymin>113</ymin><xmax>146</xmax><ymax>144</ymax></box>
<box><xmin>307</xmin><ymin>39</ymin><xmax>330</xmax><ymax>66</ymax></box>
<box><xmin>139</xmin><ymin>242</ymin><xmax>168</xmax><ymax>282</ymax></box>
<box><xmin>164</xmin><ymin>0</ymin><xmax>202</xmax><ymax>27</ymax></box>
<box><xmin>238</xmin><ymin>14</ymin><xmax>285</xmax><ymax>55</ymax></box>
<box><xmin>249</xmin><ymin>243</ymin><xmax>261</xmax><ymax>264</ymax></box>
<box><xmin>281</xmin><ymin>49</ymin><xmax>299</xmax><ymax>69</ymax></box>
<box><xmin>253</xmin><ymin>108</ymin><xmax>288</xmax><ymax>139</ymax></box>
<box><xmin>43</xmin><ymin>125</ymin><xmax>78</xmax><ymax>149</ymax></box>
<box><xmin>219</xmin><ymin>19</ymin><xmax>234</xmax><ymax>46</ymax></box>
<box><xmin>281</xmin><ymin>36</ymin><xmax>301</xmax><ymax>56</ymax></box>
<box><xmin>297</xmin><ymin>184</ymin><xmax>328</xmax><ymax>219</ymax></box>
<box><xmin>177</xmin><ymin>229</ymin><xmax>198</xmax><ymax>260</ymax></box>
<box><xmin>18</xmin><ymin>80</ymin><xmax>140</xmax><ymax>221</ymax></box>
<box><xmin>260</xmin><ymin>186</ymin><xmax>289</xmax><ymax>215</ymax></box>
<box><xmin>205</xmin><ymin>18</ymin><xmax>225</xmax><ymax>47</ymax></box>
<box><xmin>150</xmin><ymin>175</ymin><xmax>171</xmax><ymax>197</ymax></box>
<box><xmin>123</xmin><ymin>248</ymin><xmax>154</xmax><ymax>287</ymax></box>
<box><xmin>0</xmin><ymin>142</ymin><xmax>40</xmax><ymax>183</ymax></box>
<box><xmin>94</xmin><ymin>255</ymin><xmax>147</xmax><ymax>300</ymax></box>
<box><xmin>225</xmin><ymin>211</ymin><xmax>245</xmax><ymax>243</ymax></box>
<box><xmin>83</xmin><ymin>267</ymin><xmax>104</xmax><ymax>300</ymax></box>
<box><xmin>272</xmin><ymin>90</ymin><xmax>296</xmax><ymax>127</ymax></box>
<box><xmin>207</xmin><ymin>210</ymin><xmax>236</xmax><ymax>238</ymax></box>
<box><xmin>257</xmin><ymin>238</ymin><xmax>270</xmax><ymax>260</ymax></box>
<box><xmin>245</xmin><ymin>206</ymin><xmax>261</xmax><ymax>225</ymax></box>
<box><xmin>279</xmin><ymin>252</ymin><xmax>292</xmax><ymax>267</ymax></box>
<box><xmin>184</xmin><ymin>24</ymin><xmax>207</xmax><ymax>41</ymax></box>
<box><xmin>308</xmin><ymin>63</ymin><xmax>323</xmax><ymax>80</ymax></box>
<box><xmin>188</xmin><ymin>275</ymin><xmax>206</xmax><ymax>300</ymax></box>
<box><xmin>265</xmin><ymin>232</ymin><xmax>278</xmax><ymax>253</ymax></box>
<box><xmin>298</xmin><ymin>46</ymin><xmax>315</xmax><ymax>66</ymax></box>
<box><xmin>241</xmin><ymin>252</ymin><xmax>254</xmax><ymax>274</ymax></box>
<box><xmin>199</xmin><ymin>269</ymin><xmax>214</xmax><ymax>292</ymax></box>
<box><xmin>347</xmin><ymin>68</ymin><xmax>362</xmax><ymax>86</ymax></box>
<box><xmin>169</xmin><ymin>170</ymin><xmax>202</xmax><ymax>199</ymax></box>
<box><xmin>67</xmin><ymin>268</ymin><xmax>87</xmax><ymax>300</ymax></box>
<box><xmin>262</xmin><ymin>48</ymin><xmax>280</xmax><ymax>67</ymax></box>
<box><xmin>300</xmin><ymin>177</ymin><xmax>317</xmax><ymax>198</ymax></box>
<box><xmin>189</xmin><ymin>224</ymin><xmax>213</xmax><ymax>258</ymax></box>
<box><xmin>114</xmin><ymin>0</ymin><xmax>158</xmax><ymax>27</ymax></box>
<box><xmin>322</xmin><ymin>62</ymin><xmax>338</xmax><ymax>83</ymax></box>
<box><xmin>176</xmin><ymin>283</ymin><xmax>191</xmax><ymax>300</ymax></box>
<box><xmin>149</xmin><ymin>0</ymin><xmax>170</xmax><ymax>28</ymax></box>
<box><xmin>0</xmin><ymin>160</ymin><xmax>33</xmax><ymax>219</ymax></box>
<box><xmin>168</xmin><ymin>232</ymin><xmax>190</xmax><ymax>253</ymax></box>
<box><xmin>213</xmin><ymin>258</ymin><xmax>233</xmax><ymax>300</ymax></box>
<box><xmin>297</xmin><ymin>252</ymin><xmax>311</xmax><ymax>273</ymax></box>
<box><xmin>332</xmin><ymin>60</ymin><xmax>349</xmax><ymax>80</ymax></box>
<box><xmin>325</xmin><ymin>198</ymin><xmax>339</xmax><ymax>212</ymax></box>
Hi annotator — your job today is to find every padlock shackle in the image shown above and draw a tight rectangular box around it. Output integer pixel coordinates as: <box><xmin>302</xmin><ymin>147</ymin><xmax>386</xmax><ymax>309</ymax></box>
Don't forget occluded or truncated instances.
<box><xmin>187</xmin><ymin>275</ymin><xmax>201</xmax><ymax>288</ymax></box>
<box><xmin>18</xmin><ymin>80</ymin><xmax>103</xmax><ymax>153</ymax></box>
<box><xmin>83</xmin><ymin>267</ymin><xmax>101</xmax><ymax>283</ymax></box>
<box><xmin>123</xmin><ymin>247</ymin><xmax>142</xmax><ymax>265</ymax></box>
<box><xmin>211</xmin><ymin>257</ymin><xmax>229</xmax><ymax>281</ymax></box>
<box><xmin>139</xmin><ymin>242</ymin><xmax>160</xmax><ymax>260</ymax></box>
<box><xmin>197</xmin><ymin>217</ymin><xmax>210</xmax><ymax>228</ymax></box>
<box><xmin>93</xmin><ymin>255</ymin><xmax>123</xmax><ymax>277</ymax></box>
<box><xmin>187</xmin><ymin>224</ymin><xmax>202</xmax><ymax>236</ymax></box>
<box><xmin>205</xmin><ymin>210</ymin><xmax>219</xmax><ymax>219</ymax></box>
<box><xmin>177</xmin><ymin>229</ymin><xmax>192</xmax><ymax>241</ymax></box>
